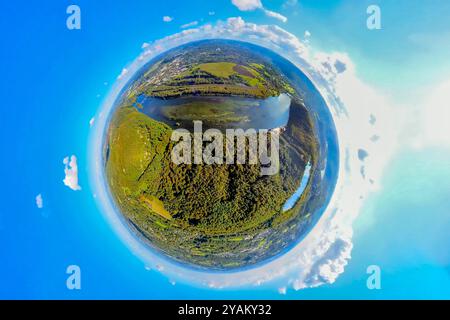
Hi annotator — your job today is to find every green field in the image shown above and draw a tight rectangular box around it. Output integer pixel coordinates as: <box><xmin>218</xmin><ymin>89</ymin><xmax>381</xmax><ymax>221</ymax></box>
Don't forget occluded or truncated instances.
<box><xmin>161</xmin><ymin>99</ymin><xmax>249</xmax><ymax>123</ymax></box>
<box><xmin>198</xmin><ymin>62</ymin><xmax>237</xmax><ymax>78</ymax></box>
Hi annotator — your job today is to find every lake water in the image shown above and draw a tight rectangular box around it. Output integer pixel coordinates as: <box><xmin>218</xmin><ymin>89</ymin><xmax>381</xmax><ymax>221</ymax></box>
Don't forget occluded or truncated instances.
<box><xmin>282</xmin><ymin>162</ymin><xmax>312</xmax><ymax>211</ymax></box>
<box><xmin>135</xmin><ymin>93</ymin><xmax>291</xmax><ymax>131</ymax></box>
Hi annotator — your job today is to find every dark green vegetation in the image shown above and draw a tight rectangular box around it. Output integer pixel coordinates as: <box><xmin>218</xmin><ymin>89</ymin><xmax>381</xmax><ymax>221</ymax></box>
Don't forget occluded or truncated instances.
<box><xmin>105</xmin><ymin>40</ymin><xmax>321</xmax><ymax>269</ymax></box>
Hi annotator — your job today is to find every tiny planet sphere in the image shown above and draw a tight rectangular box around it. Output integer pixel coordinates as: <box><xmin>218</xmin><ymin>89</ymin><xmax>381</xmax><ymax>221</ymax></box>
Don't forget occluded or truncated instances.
<box><xmin>103</xmin><ymin>39</ymin><xmax>338</xmax><ymax>270</ymax></box>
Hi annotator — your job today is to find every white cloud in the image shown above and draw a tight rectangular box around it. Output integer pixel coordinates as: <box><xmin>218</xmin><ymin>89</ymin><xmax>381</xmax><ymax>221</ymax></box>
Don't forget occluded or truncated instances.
<box><xmin>232</xmin><ymin>0</ymin><xmax>287</xmax><ymax>22</ymax></box>
<box><xmin>293</xmin><ymin>237</ymin><xmax>352</xmax><ymax>289</ymax></box>
<box><xmin>89</xmin><ymin>117</ymin><xmax>95</xmax><ymax>127</ymax></box>
<box><xmin>181</xmin><ymin>21</ymin><xmax>199</xmax><ymax>29</ymax></box>
<box><xmin>209</xmin><ymin>11</ymin><xmax>216</xmax><ymax>16</ymax></box>
<box><xmin>278</xmin><ymin>286</ymin><xmax>287</xmax><ymax>295</ymax></box>
<box><xmin>63</xmin><ymin>155</ymin><xmax>81</xmax><ymax>191</ymax></box>
<box><xmin>156</xmin><ymin>264</ymin><xmax>164</xmax><ymax>271</ymax></box>
<box><xmin>117</xmin><ymin>68</ymin><xmax>128</xmax><ymax>80</ymax></box>
<box><xmin>163</xmin><ymin>16</ymin><xmax>173</xmax><ymax>23</ymax></box>
<box><xmin>263</xmin><ymin>9</ymin><xmax>287</xmax><ymax>23</ymax></box>
<box><xmin>35</xmin><ymin>194</ymin><xmax>43</xmax><ymax>209</ymax></box>
<box><xmin>303</xmin><ymin>31</ymin><xmax>311</xmax><ymax>45</ymax></box>
<box><xmin>232</xmin><ymin>0</ymin><xmax>262</xmax><ymax>11</ymax></box>
<box><xmin>412</xmin><ymin>80</ymin><xmax>450</xmax><ymax>149</ymax></box>
<box><xmin>92</xmin><ymin>17</ymin><xmax>400</xmax><ymax>291</ymax></box>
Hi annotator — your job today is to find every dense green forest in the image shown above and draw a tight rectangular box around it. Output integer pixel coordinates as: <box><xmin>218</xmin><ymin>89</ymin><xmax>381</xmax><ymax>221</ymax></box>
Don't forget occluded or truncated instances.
<box><xmin>105</xmin><ymin>100</ymin><xmax>317</xmax><ymax>269</ymax></box>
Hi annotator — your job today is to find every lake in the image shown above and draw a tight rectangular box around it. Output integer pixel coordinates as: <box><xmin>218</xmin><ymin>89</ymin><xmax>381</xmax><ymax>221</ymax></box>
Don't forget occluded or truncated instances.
<box><xmin>135</xmin><ymin>93</ymin><xmax>291</xmax><ymax>131</ymax></box>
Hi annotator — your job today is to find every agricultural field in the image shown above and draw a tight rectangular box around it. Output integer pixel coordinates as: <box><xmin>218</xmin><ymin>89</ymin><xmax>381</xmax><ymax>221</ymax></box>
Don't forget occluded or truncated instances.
<box><xmin>123</xmin><ymin>40</ymin><xmax>296</xmax><ymax>101</ymax></box>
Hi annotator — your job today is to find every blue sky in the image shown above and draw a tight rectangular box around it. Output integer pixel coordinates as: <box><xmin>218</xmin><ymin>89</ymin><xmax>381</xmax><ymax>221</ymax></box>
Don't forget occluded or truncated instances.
<box><xmin>1</xmin><ymin>0</ymin><xmax>449</xmax><ymax>299</ymax></box>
